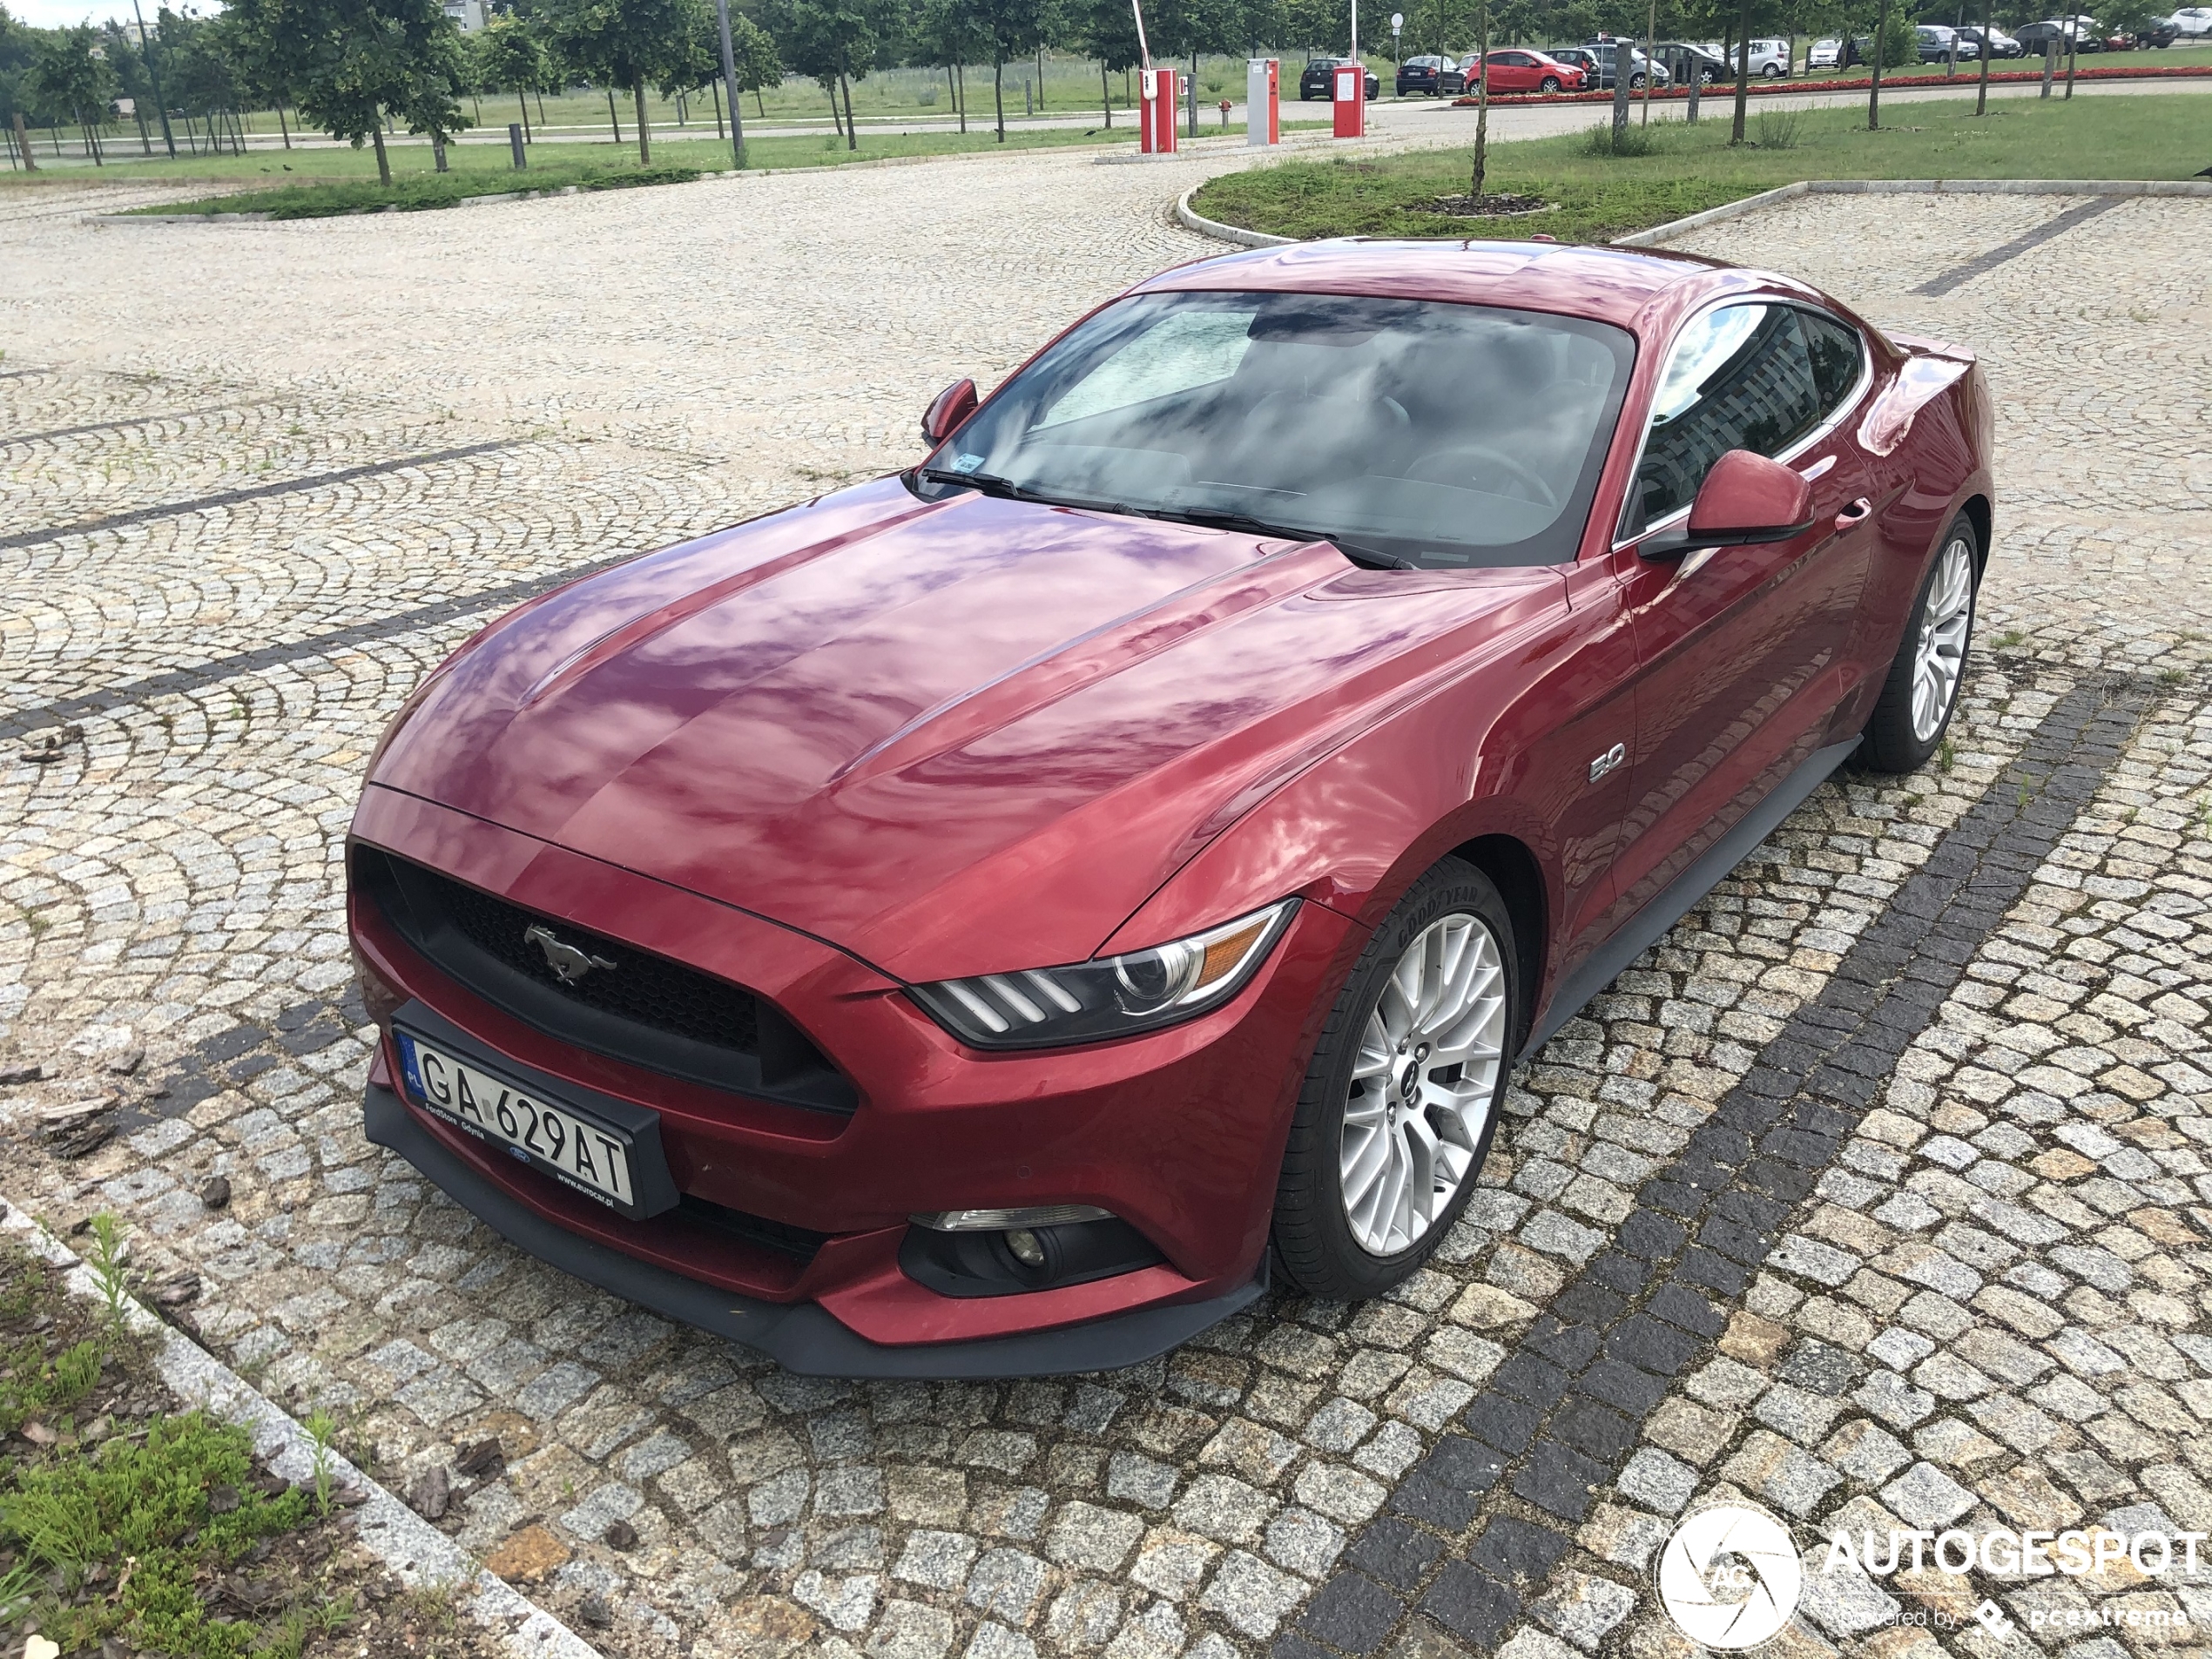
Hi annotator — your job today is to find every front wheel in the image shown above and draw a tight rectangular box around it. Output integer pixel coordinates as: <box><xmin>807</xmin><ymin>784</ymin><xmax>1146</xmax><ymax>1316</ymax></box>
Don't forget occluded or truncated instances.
<box><xmin>1859</xmin><ymin>514</ymin><xmax>1979</xmax><ymax>772</ymax></box>
<box><xmin>1628</xmin><ymin>71</ymin><xmax>1646</xmax><ymax>86</ymax></box>
<box><xmin>1272</xmin><ymin>859</ymin><xmax>1518</xmax><ymax>1299</ymax></box>
<box><xmin>1539</xmin><ymin>74</ymin><xmax>1561</xmax><ymax>90</ymax></box>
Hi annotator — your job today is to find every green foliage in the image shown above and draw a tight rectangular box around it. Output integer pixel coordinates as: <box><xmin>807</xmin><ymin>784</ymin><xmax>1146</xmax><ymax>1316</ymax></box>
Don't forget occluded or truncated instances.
<box><xmin>544</xmin><ymin>0</ymin><xmax>708</xmax><ymax>99</ymax></box>
<box><xmin>84</xmin><ymin>1211</ymin><xmax>132</xmax><ymax>1332</ymax></box>
<box><xmin>0</xmin><ymin>1248</ymin><xmax>103</xmax><ymax>1440</ymax></box>
<box><xmin>474</xmin><ymin>13</ymin><xmax>552</xmax><ymax>99</ymax></box>
<box><xmin>1753</xmin><ymin>104</ymin><xmax>1799</xmax><ymax>145</ymax></box>
<box><xmin>222</xmin><ymin>0</ymin><xmax>471</xmax><ymax>174</ymax></box>
<box><xmin>24</xmin><ymin>22</ymin><xmax>113</xmax><ymax>137</ymax></box>
<box><xmin>131</xmin><ymin>157</ymin><xmax>703</xmax><ymax>213</ymax></box>
<box><xmin>1580</xmin><ymin>115</ymin><xmax>1656</xmax><ymax>152</ymax></box>
<box><xmin>3</xmin><ymin>1411</ymin><xmax>312</xmax><ymax>1656</ymax></box>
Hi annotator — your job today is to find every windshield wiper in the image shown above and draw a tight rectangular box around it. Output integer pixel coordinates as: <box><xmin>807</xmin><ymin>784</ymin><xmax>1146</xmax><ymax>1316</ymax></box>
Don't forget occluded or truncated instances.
<box><xmin>1147</xmin><ymin>506</ymin><xmax>1420</xmax><ymax>570</ymax></box>
<box><xmin>914</xmin><ymin>467</ymin><xmax>1125</xmax><ymax>516</ymax></box>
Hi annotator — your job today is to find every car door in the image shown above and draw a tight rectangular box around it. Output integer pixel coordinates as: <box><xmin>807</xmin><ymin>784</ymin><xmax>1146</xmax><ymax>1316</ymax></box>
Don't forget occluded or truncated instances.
<box><xmin>1603</xmin><ymin>300</ymin><xmax>1882</xmax><ymax>926</ymax></box>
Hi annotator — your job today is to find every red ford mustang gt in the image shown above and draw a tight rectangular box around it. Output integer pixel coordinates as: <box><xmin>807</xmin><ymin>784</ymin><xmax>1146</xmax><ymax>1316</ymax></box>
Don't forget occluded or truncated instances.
<box><xmin>348</xmin><ymin>239</ymin><xmax>1990</xmax><ymax>1377</ymax></box>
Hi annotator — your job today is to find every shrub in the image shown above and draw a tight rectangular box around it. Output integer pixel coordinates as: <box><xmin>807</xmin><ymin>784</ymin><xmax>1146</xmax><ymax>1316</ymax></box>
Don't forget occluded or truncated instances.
<box><xmin>1579</xmin><ymin>120</ymin><xmax>1656</xmax><ymax>157</ymax></box>
<box><xmin>1754</xmin><ymin>107</ymin><xmax>1803</xmax><ymax>148</ymax></box>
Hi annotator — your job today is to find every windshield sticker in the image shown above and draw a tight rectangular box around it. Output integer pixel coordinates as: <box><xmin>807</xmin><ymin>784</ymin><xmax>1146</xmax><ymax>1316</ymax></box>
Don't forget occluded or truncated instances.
<box><xmin>952</xmin><ymin>453</ymin><xmax>986</xmax><ymax>474</ymax></box>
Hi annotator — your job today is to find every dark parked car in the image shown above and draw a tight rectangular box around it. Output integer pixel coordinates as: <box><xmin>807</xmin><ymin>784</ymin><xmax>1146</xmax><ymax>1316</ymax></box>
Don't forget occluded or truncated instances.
<box><xmin>1656</xmin><ymin>40</ymin><xmax>1731</xmax><ymax>83</ymax></box>
<box><xmin>2014</xmin><ymin>18</ymin><xmax>2106</xmax><ymax>51</ymax></box>
<box><xmin>1396</xmin><ymin>53</ymin><xmax>1468</xmax><ymax>94</ymax></box>
<box><xmin>1959</xmin><ymin>25</ymin><xmax>2025</xmax><ymax>55</ymax></box>
<box><xmin>350</xmin><ymin>240</ymin><xmax>1993</xmax><ymax>1376</ymax></box>
<box><xmin>1300</xmin><ymin>57</ymin><xmax>1382</xmax><ymax>98</ymax></box>
<box><xmin>1548</xmin><ymin>43</ymin><xmax>1667</xmax><ymax>86</ymax></box>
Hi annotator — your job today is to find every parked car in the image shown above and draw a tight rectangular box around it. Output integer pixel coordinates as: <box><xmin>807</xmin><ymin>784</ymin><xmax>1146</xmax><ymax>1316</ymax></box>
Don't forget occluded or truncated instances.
<box><xmin>1959</xmin><ymin>24</ymin><xmax>2024</xmax><ymax>55</ymax></box>
<box><xmin>1916</xmin><ymin>24</ymin><xmax>1980</xmax><ymax>59</ymax></box>
<box><xmin>2014</xmin><ymin>18</ymin><xmax>2104</xmax><ymax>51</ymax></box>
<box><xmin>1467</xmin><ymin>47</ymin><xmax>1587</xmax><ymax>91</ymax></box>
<box><xmin>1744</xmin><ymin>36</ymin><xmax>1793</xmax><ymax>74</ymax></box>
<box><xmin>351</xmin><ymin>241</ymin><xmax>1993</xmax><ymax>1374</ymax></box>
<box><xmin>1396</xmin><ymin>54</ymin><xmax>1453</xmax><ymax>95</ymax></box>
<box><xmin>2128</xmin><ymin>18</ymin><xmax>2181</xmax><ymax>43</ymax></box>
<box><xmin>1808</xmin><ymin>35</ymin><xmax>1844</xmax><ymax>66</ymax></box>
<box><xmin>2166</xmin><ymin>6</ymin><xmax>2212</xmax><ymax>37</ymax></box>
<box><xmin>1299</xmin><ymin>57</ymin><xmax>1382</xmax><ymax>99</ymax></box>
<box><xmin>1656</xmin><ymin>39</ymin><xmax>1731</xmax><ymax>82</ymax></box>
<box><xmin>1553</xmin><ymin>40</ymin><xmax>1669</xmax><ymax>86</ymax></box>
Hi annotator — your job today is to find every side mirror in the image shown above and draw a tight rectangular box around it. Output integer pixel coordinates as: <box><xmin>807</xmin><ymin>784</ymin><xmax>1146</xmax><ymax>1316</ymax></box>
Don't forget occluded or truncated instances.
<box><xmin>1644</xmin><ymin>449</ymin><xmax>1814</xmax><ymax>558</ymax></box>
<box><xmin>922</xmin><ymin>378</ymin><xmax>978</xmax><ymax>445</ymax></box>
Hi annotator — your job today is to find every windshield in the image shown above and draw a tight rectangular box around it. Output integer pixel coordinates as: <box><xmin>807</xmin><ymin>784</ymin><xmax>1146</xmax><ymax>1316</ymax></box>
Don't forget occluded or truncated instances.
<box><xmin>914</xmin><ymin>291</ymin><xmax>1635</xmax><ymax>569</ymax></box>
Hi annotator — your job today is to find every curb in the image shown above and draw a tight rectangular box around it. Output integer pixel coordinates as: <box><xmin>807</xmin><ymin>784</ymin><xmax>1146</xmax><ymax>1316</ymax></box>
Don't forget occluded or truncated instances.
<box><xmin>1616</xmin><ymin>174</ymin><xmax>2212</xmax><ymax>244</ymax></box>
<box><xmin>0</xmin><ymin>1200</ymin><xmax>603</xmax><ymax>1659</ymax></box>
<box><xmin>1175</xmin><ymin>173</ymin><xmax>2212</xmax><ymax>252</ymax></box>
<box><xmin>1442</xmin><ymin>62</ymin><xmax>2212</xmax><ymax>108</ymax></box>
<box><xmin>1174</xmin><ymin>182</ymin><xmax>1295</xmax><ymax>246</ymax></box>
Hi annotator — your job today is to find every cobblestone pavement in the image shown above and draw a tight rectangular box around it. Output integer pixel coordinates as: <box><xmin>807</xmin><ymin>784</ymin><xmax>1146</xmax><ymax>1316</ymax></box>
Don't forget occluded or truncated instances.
<box><xmin>3</xmin><ymin>155</ymin><xmax>2210</xmax><ymax>1659</ymax></box>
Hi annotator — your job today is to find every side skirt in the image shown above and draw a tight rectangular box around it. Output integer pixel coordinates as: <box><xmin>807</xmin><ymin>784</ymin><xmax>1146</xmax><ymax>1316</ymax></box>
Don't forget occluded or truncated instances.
<box><xmin>1521</xmin><ymin>735</ymin><xmax>1861</xmax><ymax>1057</ymax></box>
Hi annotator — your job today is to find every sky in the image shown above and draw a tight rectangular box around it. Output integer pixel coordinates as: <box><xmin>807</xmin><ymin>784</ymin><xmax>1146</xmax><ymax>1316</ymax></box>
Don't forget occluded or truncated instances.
<box><xmin>8</xmin><ymin>0</ymin><xmax>221</xmax><ymax>28</ymax></box>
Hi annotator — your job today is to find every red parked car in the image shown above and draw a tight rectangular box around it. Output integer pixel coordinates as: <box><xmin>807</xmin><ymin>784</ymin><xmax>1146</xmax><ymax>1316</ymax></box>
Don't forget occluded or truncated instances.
<box><xmin>349</xmin><ymin>240</ymin><xmax>1991</xmax><ymax>1377</ymax></box>
<box><xmin>1468</xmin><ymin>48</ymin><xmax>1588</xmax><ymax>91</ymax></box>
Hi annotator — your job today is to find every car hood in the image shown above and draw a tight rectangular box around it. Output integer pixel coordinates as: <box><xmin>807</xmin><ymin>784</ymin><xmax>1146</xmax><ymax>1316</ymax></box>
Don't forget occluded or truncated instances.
<box><xmin>368</xmin><ymin>477</ymin><xmax>1561</xmax><ymax>981</ymax></box>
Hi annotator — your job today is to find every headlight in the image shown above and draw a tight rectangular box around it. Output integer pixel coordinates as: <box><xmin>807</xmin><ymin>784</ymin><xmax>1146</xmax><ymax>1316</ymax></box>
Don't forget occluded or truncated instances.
<box><xmin>907</xmin><ymin>900</ymin><xmax>1298</xmax><ymax>1050</ymax></box>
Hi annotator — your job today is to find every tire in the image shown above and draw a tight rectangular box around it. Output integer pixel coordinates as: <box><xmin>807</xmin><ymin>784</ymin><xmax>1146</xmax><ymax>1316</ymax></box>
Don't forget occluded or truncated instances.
<box><xmin>1271</xmin><ymin>859</ymin><xmax>1519</xmax><ymax>1299</ymax></box>
<box><xmin>1539</xmin><ymin>74</ymin><xmax>1561</xmax><ymax>90</ymax></box>
<box><xmin>1629</xmin><ymin>71</ymin><xmax>1646</xmax><ymax>86</ymax></box>
<box><xmin>1858</xmin><ymin>513</ymin><xmax>1979</xmax><ymax>772</ymax></box>
<box><xmin>1762</xmin><ymin>62</ymin><xmax>1783</xmax><ymax>75</ymax></box>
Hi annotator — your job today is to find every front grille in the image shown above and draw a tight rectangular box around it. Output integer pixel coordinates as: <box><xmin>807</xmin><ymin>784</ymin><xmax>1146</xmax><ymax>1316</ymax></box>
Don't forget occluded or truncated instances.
<box><xmin>430</xmin><ymin>867</ymin><xmax>760</xmax><ymax>1055</ymax></box>
<box><xmin>354</xmin><ymin>844</ymin><xmax>855</xmax><ymax>1113</ymax></box>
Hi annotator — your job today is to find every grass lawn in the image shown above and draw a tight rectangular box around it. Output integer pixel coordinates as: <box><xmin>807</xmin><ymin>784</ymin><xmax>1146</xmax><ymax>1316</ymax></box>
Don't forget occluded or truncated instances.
<box><xmin>1190</xmin><ymin>91</ymin><xmax>2212</xmax><ymax>244</ymax></box>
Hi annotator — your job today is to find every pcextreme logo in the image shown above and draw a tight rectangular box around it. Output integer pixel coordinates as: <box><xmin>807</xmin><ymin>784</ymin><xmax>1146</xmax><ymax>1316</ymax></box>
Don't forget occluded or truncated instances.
<box><xmin>1656</xmin><ymin>1504</ymin><xmax>1804</xmax><ymax>1649</ymax></box>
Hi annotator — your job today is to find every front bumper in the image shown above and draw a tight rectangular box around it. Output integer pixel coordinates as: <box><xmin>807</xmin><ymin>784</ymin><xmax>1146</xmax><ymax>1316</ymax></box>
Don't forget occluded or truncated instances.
<box><xmin>364</xmin><ymin>1080</ymin><xmax>1267</xmax><ymax>1376</ymax></box>
<box><xmin>349</xmin><ymin>786</ymin><xmax>1357</xmax><ymax>1370</ymax></box>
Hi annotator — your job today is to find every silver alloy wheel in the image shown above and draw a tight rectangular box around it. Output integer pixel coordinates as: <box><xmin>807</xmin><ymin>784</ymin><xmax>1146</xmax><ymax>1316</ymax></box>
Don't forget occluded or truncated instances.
<box><xmin>1339</xmin><ymin>914</ymin><xmax>1508</xmax><ymax>1257</ymax></box>
<box><xmin>1911</xmin><ymin>535</ymin><xmax>1975</xmax><ymax>743</ymax></box>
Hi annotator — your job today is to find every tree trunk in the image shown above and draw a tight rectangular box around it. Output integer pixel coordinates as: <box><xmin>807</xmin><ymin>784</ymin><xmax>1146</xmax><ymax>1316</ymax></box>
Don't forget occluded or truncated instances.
<box><xmin>278</xmin><ymin>103</ymin><xmax>291</xmax><ymax>150</ymax></box>
<box><xmin>840</xmin><ymin>71</ymin><xmax>857</xmax><ymax>149</ymax></box>
<box><xmin>828</xmin><ymin>79</ymin><xmax>843</xmax><ymax>138</ymax></box>
<box><xmin>536</xmin><ymin>89</ymin><xmax>547</xmax><ymax>123</ymax></box>
<box><xmin>520</xmin><ymin>89</ymin><xmax>532</xmax><ymax>141</ymax></box>
<box><xmin>607</xmin><ymin>87</ymin><xmax>622</xmax><ymax>144</ymax></box>
<box><xmin>756</xmin><ymin>88</ymin><xmax>765</xmax><ymax>117</ymax></box>
<box><xmin>712</xmin><ymin>76</ymin><xmax>724</xmax><ymax>139</ymax></box>
<box><xmin>371</xmin><ymin>122</ymin><xmax>391</xmax><ymax>185</ymax></box>
<box><xmin>958</xmin><ymin>62</ymin><xmax>967</xmax><ymax>132</ymax></box>
<box><xmin>12</xmin><ymin>111</ymin><xmax>33</xmax><ymax>172</ymax></box>
<box><xmin>1472</xmin><ymin>0</ymin><xmax>1490</xmax><ymax>195</ymax></box>
<box><xmin>433</xmin><ymin>132</ymin><xmax>448</xmax><ymax>172</ymax></box>
<box><xmin>1869</xmin><ymin>4</ymin><xmax>1885</xmax><ymax>127</ymax></box>
<box><xmin>1037</xmin><ymin>46</ymin><xmax>1046</xmax><ymax>108</ymax></box>
<box><xmin>2064</xmin><ymin>33</ymin><xmax>2076</xmax><ymax>96</ymax></box>
<box><xmin>634</xmin><ymin>78</ymin><xmax>651</xmax><ymax>163</ymax></box>
<box><xmin>1642</xmin><ymin>0</ymin><xmax>1655</xmax><ymax>122</ymax></box>
<box><xmin>1976</xmin><ymin>0</ymin><xmax>1993</xmax><ymax>111</ymax></box>
<box><xmin>1102</xmin><ymin>58</ymin><xmax>1111</xmax><ymax>125</ymax></box>
<box><xmin>1730</xmin><ymin>0</ymin><xmax>1751</xmax><ymax>143</ymax></box>
<box><xmin>994</xmin><ymin>57</ymin><xmax>1005</xmax><ymax>140</ymax></box>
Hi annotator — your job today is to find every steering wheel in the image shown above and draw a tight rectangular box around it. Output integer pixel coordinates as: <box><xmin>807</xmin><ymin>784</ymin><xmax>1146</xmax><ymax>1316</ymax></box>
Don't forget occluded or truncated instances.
<box><xmin>1410</xmin><ymin>443</ymin><xmax>1561</xmax><ymax>510</ymax></box>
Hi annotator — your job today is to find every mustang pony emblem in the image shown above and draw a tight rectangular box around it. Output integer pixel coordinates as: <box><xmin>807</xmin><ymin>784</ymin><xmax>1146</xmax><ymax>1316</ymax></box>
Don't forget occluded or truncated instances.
<box><xmin>523</xmin><ymin>923</ymin><xmax>617</xmax><ymax>985</ymax></box>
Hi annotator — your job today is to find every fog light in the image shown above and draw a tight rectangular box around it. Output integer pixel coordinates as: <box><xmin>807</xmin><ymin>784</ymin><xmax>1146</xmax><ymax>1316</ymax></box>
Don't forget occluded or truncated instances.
<box><xmin>1004</xmin><ymin>1229</ymin><xmax>1047</xmax><ymax>1267</ymax></box>
<box><xmin>910</xmin><ymin>1204</ymin><xmax>1112</xmax><ymax>1231</ymax></box>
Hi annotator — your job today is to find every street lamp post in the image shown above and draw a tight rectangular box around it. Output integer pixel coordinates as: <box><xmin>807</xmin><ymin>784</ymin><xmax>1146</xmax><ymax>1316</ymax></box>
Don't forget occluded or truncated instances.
<box><xmin>713</xmin><ymin>0</ymin><xmax>745</xmax><ymax>169</ymax></box>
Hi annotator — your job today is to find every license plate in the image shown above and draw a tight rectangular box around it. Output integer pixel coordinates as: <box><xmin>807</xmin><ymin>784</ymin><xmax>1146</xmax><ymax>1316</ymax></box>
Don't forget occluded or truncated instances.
<box><xmin>394</xmin><ymin>1029</ymin><xmax>635</xmax><ymax>1210</ymax></box>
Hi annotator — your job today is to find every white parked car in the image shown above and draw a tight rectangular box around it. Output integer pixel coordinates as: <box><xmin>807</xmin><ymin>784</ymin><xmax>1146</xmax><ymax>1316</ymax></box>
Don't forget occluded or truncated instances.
<box><xmin>1744</xmin><ymin>36</ymin><xmax>1792</xmax><ymax>74</ymax></box>
<box><xmin>2165</xmin><ymin>5</ymin><xmax>2211</xmax><ymax>34</ymax></box>
<box><xmin>1808</xmin><ymin>35</ymin><xmax>1844</xmax><ymax>66</ymax></box>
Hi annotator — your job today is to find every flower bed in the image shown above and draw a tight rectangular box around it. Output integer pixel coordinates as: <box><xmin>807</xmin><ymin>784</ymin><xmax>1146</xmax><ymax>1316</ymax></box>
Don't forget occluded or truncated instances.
<box><xmin>1447</xmin><ymin>63</ymin><xmax>2212</xmax><ymax>105</ymax></box>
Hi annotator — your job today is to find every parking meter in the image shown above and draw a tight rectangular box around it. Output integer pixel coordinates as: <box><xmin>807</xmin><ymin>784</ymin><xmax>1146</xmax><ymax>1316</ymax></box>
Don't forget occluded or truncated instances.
<box><xmin>1332</xmin><ymin>61</ymin><xmax>1366</xmax><ymax>138</ymax></box>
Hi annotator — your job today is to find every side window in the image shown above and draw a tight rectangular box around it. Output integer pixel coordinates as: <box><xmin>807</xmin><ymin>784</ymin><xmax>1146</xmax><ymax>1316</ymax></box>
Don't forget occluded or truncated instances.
<box><xmin>1626</xmin><ymin>303</ymin><xmax>1824</xmax><ymax>536</ymax></box>
<box><xmin>1799</xmin><ymin>310</ymin><xmax>1866</xmax><ymax>416</ymax></box>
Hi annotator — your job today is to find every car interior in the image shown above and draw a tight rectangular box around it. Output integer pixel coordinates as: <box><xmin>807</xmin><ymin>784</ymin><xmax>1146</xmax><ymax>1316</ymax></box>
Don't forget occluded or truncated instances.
<box><xmin>941</xmin><ymin>294</ymin><xmax>1635</xmax><ymax>568</ymax></box>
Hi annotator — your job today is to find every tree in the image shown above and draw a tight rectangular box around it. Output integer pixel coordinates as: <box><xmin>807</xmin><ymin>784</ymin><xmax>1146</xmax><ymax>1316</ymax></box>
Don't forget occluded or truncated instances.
<box><xmin>731</xmin><ymin>12</ymin><xmax>779</xmax><ymax>115</ymax></box>
<box><xmin>1068</xmin><ymin>0</ymin><xmax>1140</xmax><ymax>124</ymax></box>
<box><xmin>28</xmin><ymin>24</ymin><xmax>115</xmax><ymax>162</ymax></box>
<box><xmin>913</xmin><ymin>0</ymin><xmax>978</xmax><ymax>131</ymax></box>
<box><xmin>98</xmin><ymin>20</ymin><xmax>157</xmax><ymax>153</ymax></box>
<box><xmin>543</xmin><ymin>0</ymin><xmax>705</xmax><ymax>164</ymax></box>
<box><xmin>224</xmin><ymin>0</ymin><xmax>471</xmax><ymax>185</ymax></box>
<box><xmin>475</xmin><ymin>12</ymin><xmax>549</xmax><ymax>138</ymax></box>
<box><xmin>967</xmin><ymin>0</ymin><xmax>1047</xmax><ymax>140</ymax></box>
<box><xmin>764</xmin><ymin>0</ymin><xmax>892</xmax><ymax>150</ymax></box>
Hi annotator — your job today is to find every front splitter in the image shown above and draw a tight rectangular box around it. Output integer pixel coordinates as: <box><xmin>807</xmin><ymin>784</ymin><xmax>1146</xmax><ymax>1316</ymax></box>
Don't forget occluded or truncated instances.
<box><xmin>363</xmin><ymin>1082</ymin><xmax>1264</xmax><ymax>1379</ymax></box>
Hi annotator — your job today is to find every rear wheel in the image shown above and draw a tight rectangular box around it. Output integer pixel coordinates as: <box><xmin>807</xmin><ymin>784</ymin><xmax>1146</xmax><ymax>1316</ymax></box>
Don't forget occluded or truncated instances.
<box><xmin>1859</xmin><ymin>514</ymin><xmax>1979</xmax><ymax>772</ymax></box>
<box><xmin>1272</xmin><ymin>860</ymin><xmax>1517</xmax><ymax>1299</ymax></box>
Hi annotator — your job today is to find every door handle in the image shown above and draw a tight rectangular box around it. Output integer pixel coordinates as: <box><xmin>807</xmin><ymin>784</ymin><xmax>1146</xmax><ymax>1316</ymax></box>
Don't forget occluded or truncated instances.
<box><xmin>1833</xmin><ymin>497</ymin><xmax>1873</xmax><ymax>530</ymax></box>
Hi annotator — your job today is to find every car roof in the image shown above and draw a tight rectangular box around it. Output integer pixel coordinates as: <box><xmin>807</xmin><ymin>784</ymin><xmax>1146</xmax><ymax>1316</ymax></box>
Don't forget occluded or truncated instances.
<box><xmin>1137</xmin><ymin>239</ymin><xmax>1743</xmax><ymax>332</ymax></box>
